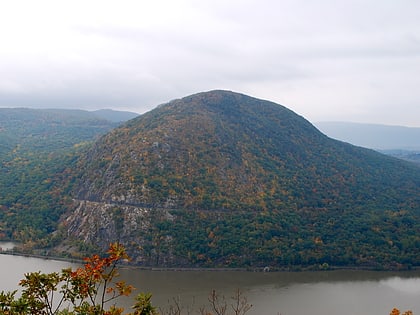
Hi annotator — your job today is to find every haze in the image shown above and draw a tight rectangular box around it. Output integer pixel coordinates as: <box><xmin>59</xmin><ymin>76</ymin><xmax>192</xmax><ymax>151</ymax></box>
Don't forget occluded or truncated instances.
<box><xmin>1</xmin><ymin>0</ymin><xmax>420</xmax><ymax>127</ymax></box>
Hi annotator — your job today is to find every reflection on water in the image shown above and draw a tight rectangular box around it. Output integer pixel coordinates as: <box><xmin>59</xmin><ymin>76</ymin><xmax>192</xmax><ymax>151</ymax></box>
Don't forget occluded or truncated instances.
<box><xmin>0</xmin><ymin>241</ymin><xmax>18</xmax><ymax>251</ymax></box>
<box><xmin>1</xmin><ymin>253</ymin><xmax>419</xmax><ymax>315</ymax></box>
<box><xmin>380</xmin><ymin>277</ymin><xmax>420</xmax><ymax>295</ymax></box>
<box><xmin>116</xmin><ymin>269</ymin><xmax>420</xmax><ymax>315</ymax></box>
<box><xmin>0</xmin><ymin>254</ymin><xmax>78</xmax><ymax>292</ymax></box>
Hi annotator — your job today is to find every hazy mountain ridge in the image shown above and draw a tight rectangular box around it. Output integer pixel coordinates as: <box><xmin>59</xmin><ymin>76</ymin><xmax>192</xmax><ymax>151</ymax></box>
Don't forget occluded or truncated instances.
<box><xmin>315</xmin><ymin>121</ymin><xmax>420</xmax><ymax>149</ymax></box>
<box><xmin>315</xmin><ymin>121</ymin><xmax>420</xmax><ymax>165</ymax></box>
<box><xmin>0</xmin><ymin>108</ymin><xmax>123</xmax><ymax>149</ymax></box>
<box><xmin>56</xmin><ymin>91</ymin><xmax>420</xmax><ymax>268</ymax></box>
<box><xmin>380</xmin><ymin>149</ymin><xmax>420</xmax><ymax>165</ymax></box>
<box><xmin>92</xmin><ymin>109</ymin><xmax>139</xmax><ymax>122</ymax></box>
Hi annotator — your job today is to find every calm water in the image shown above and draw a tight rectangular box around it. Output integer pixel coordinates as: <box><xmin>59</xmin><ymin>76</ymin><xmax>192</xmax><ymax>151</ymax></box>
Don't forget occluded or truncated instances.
<box><xmin>1</xmin><ymin>251</ymin><xmax>419</xmax><ymax>315</ymax></box>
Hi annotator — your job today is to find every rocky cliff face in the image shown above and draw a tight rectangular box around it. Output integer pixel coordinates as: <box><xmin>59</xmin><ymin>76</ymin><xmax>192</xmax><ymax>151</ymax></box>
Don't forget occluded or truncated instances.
<box><xmin>63</xmin><ymin>199</ymin><xmax>175</xmax><ymax>265</ymax></box>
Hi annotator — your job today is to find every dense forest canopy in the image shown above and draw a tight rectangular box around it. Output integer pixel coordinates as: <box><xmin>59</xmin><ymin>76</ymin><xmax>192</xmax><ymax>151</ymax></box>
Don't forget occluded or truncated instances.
<box><xmin>0</xmin><ymin>108</ymin><xmax>122</xmax><ymax>242</ymax></box>
<box><xmin>0</xmin><ymin>92</ymin><xmax>419</xmax><ymax>270</ymax></box>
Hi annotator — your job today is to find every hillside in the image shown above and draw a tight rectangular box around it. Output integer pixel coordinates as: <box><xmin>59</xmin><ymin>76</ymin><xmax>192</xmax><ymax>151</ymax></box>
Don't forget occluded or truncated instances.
<box><xmin>0</xmin><ymin>108</ymin><xmax>131</xmax><ymax>242</ymax></box>
<box><xmin>0</xmin><ymin>108</ymin><xmax>122</xmax><ymax>154</ymax></box>
<box><xmin>56</xmin><ymin>90</ymin><xmax>420</xmax><ymax>269</ymax></box>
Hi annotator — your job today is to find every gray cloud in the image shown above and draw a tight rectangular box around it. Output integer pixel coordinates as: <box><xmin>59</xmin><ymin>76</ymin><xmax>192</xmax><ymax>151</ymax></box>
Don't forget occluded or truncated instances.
<box><xmin>1</xmin><ymin>0</ymin><xmax>420</xmax><ymax>126</ymax></box>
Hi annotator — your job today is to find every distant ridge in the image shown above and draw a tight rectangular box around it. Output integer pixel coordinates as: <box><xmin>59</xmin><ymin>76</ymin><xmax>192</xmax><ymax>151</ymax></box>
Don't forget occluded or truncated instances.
<box><xmin>93</xmin><ymin>109</ymin><xmax>139</xmax><ymax>122</ymax></box>
<box><xmin>315</xmin><ymin>121</ymin><xmax>420</xmax><ymax>150</ymax></box>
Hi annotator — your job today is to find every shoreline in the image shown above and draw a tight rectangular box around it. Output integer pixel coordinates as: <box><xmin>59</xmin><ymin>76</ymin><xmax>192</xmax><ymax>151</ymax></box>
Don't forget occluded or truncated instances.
<box><xmin>1</xmin><ymin>250</ymin><xmax>418</xmax><ymax>273</ymax></box>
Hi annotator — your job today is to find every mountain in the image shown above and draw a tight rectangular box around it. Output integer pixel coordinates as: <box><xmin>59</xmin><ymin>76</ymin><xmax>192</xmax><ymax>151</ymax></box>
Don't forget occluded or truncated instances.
<box><xmin>315</xmin><ymin>121</ymin><xmax>420</xmax><ymax>150</ymax></box>
<box><xmin>315</xmin><ymin>122</ymin><xmax>420</xmax><ymax>165</ymax></box>
<box><xmin>0</xmin><ymin>107</ymin><xmax>139</xmax><ymax>160</ymax></box>
<box><xmin>0</xmin><ymin>108</ymin><xmax>128</xmax><ymax>151</ymax></box>
<box><xmin>55</xmin><ymin>90</ymin><xmax>420</xmax><ymax>269</ymax></box>
<box><xmin>0</xmin><ymin>108</ymin><xmax>134</xmax><ymax>242</ymax></box>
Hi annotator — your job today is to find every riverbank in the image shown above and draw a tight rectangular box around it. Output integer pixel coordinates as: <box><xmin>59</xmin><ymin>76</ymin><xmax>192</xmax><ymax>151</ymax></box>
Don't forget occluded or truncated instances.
<box><xmin>1</xmin><ymin>249</ymin><xmax>418</xmax><ymax>273</ymax></box>
<box><xmin>0</xmin><ymin>249</ymin><xmax>85</xmax><ymax>264</ymax></box>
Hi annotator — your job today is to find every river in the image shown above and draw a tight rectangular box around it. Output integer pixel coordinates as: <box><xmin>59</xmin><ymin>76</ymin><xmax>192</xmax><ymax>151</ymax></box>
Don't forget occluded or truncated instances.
<box><xmin>0</xmin><ymin>248</ymin><xmax>419</xmax><ymax>315</ymax></box>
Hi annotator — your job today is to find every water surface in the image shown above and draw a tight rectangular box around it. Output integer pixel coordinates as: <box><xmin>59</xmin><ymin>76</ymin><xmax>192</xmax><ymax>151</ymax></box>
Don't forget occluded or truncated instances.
<box><xmin>1</xmin><ymin>253</ymin><xmax>419</xmax><ymax>315</ymax></box>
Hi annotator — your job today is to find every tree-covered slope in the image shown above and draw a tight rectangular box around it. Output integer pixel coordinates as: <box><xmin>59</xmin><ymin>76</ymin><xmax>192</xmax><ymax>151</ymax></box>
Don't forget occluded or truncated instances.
<box><xmin>73</xmin><ymin>91</ymin><xmax>419</xmax><ymax>210</ymax></box>
<box><xmin>0</xmin><ymin>108</ymin><xmax>125</xmax><ymax>242</ymax></box>
<box><xmin>0</xmin><ymin>108</ymin><xmax>124</xmax><ymax>153</ymax></box>
<box><xmin>62</xmin><ymin>91</ymin><xmax>420</xmax><ymax>269</ymax></box>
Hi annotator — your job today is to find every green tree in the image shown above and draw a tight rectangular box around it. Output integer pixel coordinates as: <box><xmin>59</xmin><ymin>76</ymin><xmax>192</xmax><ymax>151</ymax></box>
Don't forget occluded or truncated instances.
<box><xmin>0</xmin><ymin>242</ymin><xmax>157</xmax><ymax>315</ymax></box>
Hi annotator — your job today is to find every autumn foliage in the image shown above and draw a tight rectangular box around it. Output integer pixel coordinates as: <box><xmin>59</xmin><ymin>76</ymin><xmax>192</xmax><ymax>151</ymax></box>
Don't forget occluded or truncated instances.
<box><xmin>0</xmin><ymin>242</ymin><xmax>157</xmax><ymax>315</ymax></box>
<box><xmin>390</xmin><ymin>308</ymin><xmax>413</xmax><ymax>315</ymax></box>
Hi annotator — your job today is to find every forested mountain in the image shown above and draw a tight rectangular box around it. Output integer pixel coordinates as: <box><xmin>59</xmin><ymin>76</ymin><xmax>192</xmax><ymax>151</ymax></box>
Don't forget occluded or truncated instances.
<box><xmin>0</xmin><ymin>108</ymin><xmax>131</xmax><ymax>242</ymax></box>
<box><xmin>0</xmin><ymin>108</ymin><xmax>131</xmax><ymax>154</ymax></box>
<box><xmin>54</xmin><ymin>90</ymin><xmax>419</xmax><ymax>269</ymax></box>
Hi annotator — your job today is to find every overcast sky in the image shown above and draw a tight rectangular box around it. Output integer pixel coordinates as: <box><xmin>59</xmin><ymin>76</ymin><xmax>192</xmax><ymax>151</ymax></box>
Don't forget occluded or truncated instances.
<box><xmin>1</xmin><ymin>0</ymin><xmax>420</xmax><ymax>126</ymax></box>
